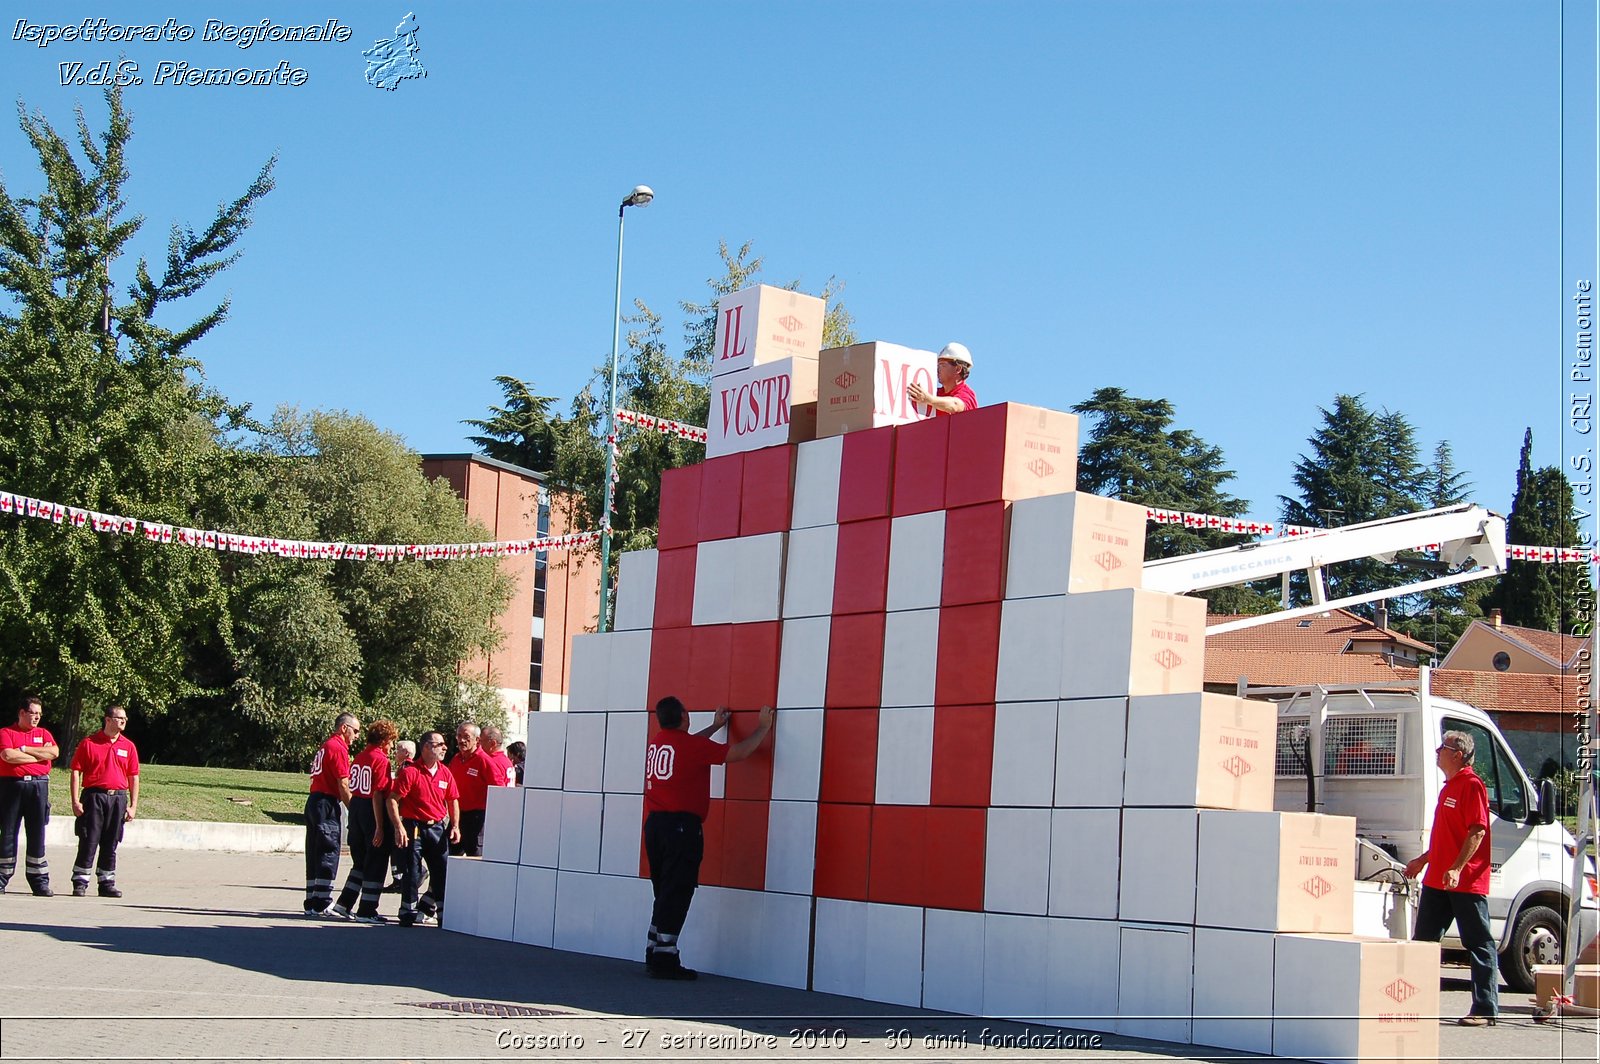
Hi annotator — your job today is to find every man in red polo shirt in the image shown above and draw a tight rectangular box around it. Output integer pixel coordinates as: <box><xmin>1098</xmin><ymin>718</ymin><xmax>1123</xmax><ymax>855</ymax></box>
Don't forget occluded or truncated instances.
<box><xmin>480</xmin><ymin>726</ymin><xmax>513</xmax><ymax>789</ymax></box>
<box><xmin>643</xmin><ymin>697</ymin><xmax>775</xmax><ymax>979</ymax></box>
<box><xmin>907</xmin><ymin>342</ymin><xmax>978</xmax><ymax>415</ymax></box>
<box><xmin>304</xmin><ymin>712</ymin><xmax>359</xmax><ymax>916</ymax></box>
<box><xmin>447</xmin><ymin>721</ymin><xmax>488</xmax><ymax>857</ymax></box>
<box><xmin>0</xmin><ymin>694</ymin><xmax>59</xmax><ymax>896</ymax></box>
<box><xmin>329</xmin><ymin>719</ymin><xmax>398</xmax><ymax>922</ymax></box>
<box><xmin>387</xmin><ymin>731</ymin><xmax>460</xmax><ymax>927</ymax></box>
<box><xmin>68</xmin><ymin>705</ymin><xmax>140</xmax><ymax>898</ymax></box>
<box><xmin>1405</xmin><ymin>729</ymin><xmax>1498</xmax><ymax>1025</ymax></box>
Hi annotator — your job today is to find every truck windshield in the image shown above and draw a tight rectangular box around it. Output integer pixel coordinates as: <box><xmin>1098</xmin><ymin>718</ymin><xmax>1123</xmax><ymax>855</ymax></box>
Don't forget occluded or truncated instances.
<box><xmin>1442</xmin><ymin>717</ymin><xmax>1526</xmax><ymax>822</ymax></box>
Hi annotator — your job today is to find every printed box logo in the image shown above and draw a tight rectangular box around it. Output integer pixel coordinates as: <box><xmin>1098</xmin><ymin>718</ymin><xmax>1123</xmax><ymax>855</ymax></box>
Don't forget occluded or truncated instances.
<box><xmin>1301</xmin><ymin>875</ymin><xmax>1334</xmax><ymax>899</ymax></box>
<box><xmin>1219</xmin><ymin>754</ymin><xmax>1253</xmax><ymax>778</ymax></box>
<box><xmin>1383</xmin><ymin>978</ymin><xmax>1418</xmax><ymax>1004</ymax></box>
<box><xmin>778</xmin><ymin>315</ymin><xmax>803</xmax><ymax>332</ymax></box>
<box><xmin>834</xmin><ymin>371</ymin><xmax>857</xmax><ymax>390</ymax></box>
<box><xmin>1092</xmin><ymin>550</ymin><xmax>1123</xmax><ymax>572</ymax></box>
<box><xmin>1026</xmin><ymin>458</ymin><xmax>1055</xmax><ymax>479</ymax></box>
<box><xmin>1152</xmin><ymin>648</ymin><xmax>1183</xmax><ymax>671</ymax></box>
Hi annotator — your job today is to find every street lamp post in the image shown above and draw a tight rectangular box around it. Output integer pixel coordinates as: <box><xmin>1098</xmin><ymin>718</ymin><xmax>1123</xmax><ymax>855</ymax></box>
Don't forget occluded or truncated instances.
<box><xmin>598</xmin><ymin>185</ymin><xmax>653</xmax><ymax>633</ymax></box>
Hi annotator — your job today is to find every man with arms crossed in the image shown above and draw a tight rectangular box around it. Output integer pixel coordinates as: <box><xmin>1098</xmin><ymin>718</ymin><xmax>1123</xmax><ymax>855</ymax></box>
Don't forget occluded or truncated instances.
<box><xmin>387</xmin><ymin>731</ymin><xmax>460</xmax><ymax>927</ymax></box>
<box><xmin>0</xmin><ymin>694</ymin><xmax>58</xmax><ymax>896</ymax></box>
<box><xmin>68</xmin><ymin>705</ymin><xmax>139</xmax><ymax>897</ymax></box>
<box><xmin>643</xmin><ymin>698</ymin><xmax>775</xmax><ymax>980</ymax></box>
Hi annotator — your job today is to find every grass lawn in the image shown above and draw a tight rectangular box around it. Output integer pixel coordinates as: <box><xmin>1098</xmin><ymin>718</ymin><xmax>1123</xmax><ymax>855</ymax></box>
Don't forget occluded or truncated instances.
<box><xmin>46</xmin><ymin>764</ymin><xmax>307</xmax><ymax>826</ymax></box>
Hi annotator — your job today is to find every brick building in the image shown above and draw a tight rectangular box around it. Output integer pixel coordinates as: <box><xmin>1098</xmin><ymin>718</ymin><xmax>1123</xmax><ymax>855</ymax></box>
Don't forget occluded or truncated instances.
<box><xmin>422</xmin><ymin>454</ymin><xmax>600</xmax><ymax>740</ymax></box>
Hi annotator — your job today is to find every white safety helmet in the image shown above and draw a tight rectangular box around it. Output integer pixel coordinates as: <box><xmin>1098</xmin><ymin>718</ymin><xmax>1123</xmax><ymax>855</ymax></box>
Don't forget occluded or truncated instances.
<box><xmin>938</xmin><ymin>342</ymin><xmax>973</xmax><ymax>369</ymax></box>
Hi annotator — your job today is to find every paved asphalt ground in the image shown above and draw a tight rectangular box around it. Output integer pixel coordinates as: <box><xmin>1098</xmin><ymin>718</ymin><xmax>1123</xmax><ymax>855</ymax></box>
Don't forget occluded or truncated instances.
<box><xmin>0</xmin><ymin>845</ymin><xmax>1594</xmax><ymax>1063</ymax></box>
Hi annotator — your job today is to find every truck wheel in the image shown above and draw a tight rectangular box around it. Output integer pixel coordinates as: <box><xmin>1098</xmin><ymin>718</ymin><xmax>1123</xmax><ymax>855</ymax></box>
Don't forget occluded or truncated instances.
<box><xmin>1503</xmin><ymin>905</ymin><xmax>1563</xmax><ymax>994</ymax></box>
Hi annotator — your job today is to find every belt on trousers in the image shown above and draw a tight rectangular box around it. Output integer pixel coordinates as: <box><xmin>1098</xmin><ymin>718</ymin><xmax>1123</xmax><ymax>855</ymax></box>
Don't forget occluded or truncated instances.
<box><xmin>405</xmin><ymin>818</ymin><xmax>446</xmax><ymax>828</ymax></box>
<box><xmin>83</xmin><ymin>787</ymin><xmax>126</xmax><ymax>796</ymax></box>
<box><xmin>1</xmin><ymin>776</ymin><xmax>47</xmax><ymax>783</ymax></box>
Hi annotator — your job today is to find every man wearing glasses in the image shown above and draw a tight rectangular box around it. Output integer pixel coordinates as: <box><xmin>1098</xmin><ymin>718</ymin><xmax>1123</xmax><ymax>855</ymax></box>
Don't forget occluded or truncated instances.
<box><xmin>1404</xmin><ymin>730</ymin><xmax>1498</xmax><ymax>1027</ymax></box>
<box><xmin>907</xmin><ymin>342</ymin><xmax>978</xmax><ymax>415</ymax></box>
<box><xmin>0</xmin><ymin>694</ymin><xmax>59</xmax><ymax>896</ymax></box>
<box><xmin>68</xmin><ymin>705</ymin><xmax>140</xmax><ymax>897</ymax></box>
<box><xmin>304</xmin><ymin>712</ymin><xmax>359</xmax><ymax>916</ymax></box>
<box><xmin>386</xmin><ymin>731</ymin><xmax>460</xmax><ymax>927</ymax></box>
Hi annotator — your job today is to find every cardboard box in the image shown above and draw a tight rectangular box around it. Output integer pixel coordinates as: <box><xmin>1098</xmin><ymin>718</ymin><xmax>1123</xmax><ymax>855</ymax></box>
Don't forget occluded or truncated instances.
<box><xmin>740</xmin><ymin>443</ymin><xmax>795</xmax><ymax>535</ymax></box>
<box><xmin>706</xmin><ymin>355</ymin><xmax>819</xmax><ymax>458</ymax></box>
<box><xmin>1058</xmin><ymin>589</ymin><xmax>1207</xmax><ymax>699</ymax></box>
<box><xmin>990</xmin><ymin>701</ymin><xmax>1058</xmax><ymax>807</ymax></box>
<box><xmin>1119</xmin><ymin>808</ymin><xmax>1198</xmax><ymax>924</ymax></box>
<box><xmin>519</xmin><ymin>789</ymin><xmax>562</xmax><ymax>868</ymax></box>
<box><xmin>565</xmin><ymin>633</ymin><xmax>609</xmax><ymax>713</ymax></box>
<box><xmin>652</xmin><ymin>546</ymin><xmax>695</xmax><ymax>629</ymax></box>
<box><xmin>556</xmin><ymin>791</ymin><xmax>603</xmax><ymax>872</ymax></box>
<box><xmin>606</xmin><ymin>629</ymin><xmax>651</xmax><ymax>713</ymax></box>
<box><xmin>719</xmin><ymin>798</ymin><xmax>769</xmax><ymax>890</ymax></box>
<box><xmin>933</xmin><ymin>601</ymin><xmax>1001</xmax><ymax>706</ymax></box>
<box><xmin>814</xmin><ymin>899</ymin><xmax>925</xmax><ymax>1007</ymax></box>
<box><xmin>1534</xmin><ymin>964</ymin><xmax>1600</xmax><ymax>1011</ymax></box>
<box><xmin>984</xmin><ymin>808</ymin><xmax>1052</xmax><ymax>915</ymax></box>
<box><xmin>1273</xmin><ymin>935</ymin><xmax>1440</xmax><ymax>1064</ymax></box>
<box><xmin>942</xmin><ymin>502</ymin><xmax>1009</xmax><ymax>606</ymax></box>
<box><xmin>776</xmin><ymin>617</ymin><xmax>830</xmax><ymax>709</ymax></box>
<box><xmin>1124</xmin><ymin>692</ymin><xmax>1276</xmax><ymax>810</ymax></box>
<box><xmin>824</xmin><ymin>612</ymin><xmax>886</xmax><ymax>708</ymax></box>
<box><xmin>816</xmin><ymin>342</ymin><xmax>938</xmax><ymax>438</ymax></box>
<box><xmin>1054</xmin><ymin>698</ymin><xmax>1127</xmax><ymax>808</ymax></box>
<box><xmin>922</xmin><ymin>908</ymin><xmax>986</xmax><ymax>1015</ymax></box>
<box><xmin>562</xmin><ymin>713</ymin><xmax>607</xmax><ymax>792</ymax></box>
<box><xmin>613</xmin><ymin>549</ymin><xmax>657</xmax><ymax>631</ymax></box>
<box><xmin>996</xmin><ymin>597</ymin><xmax>1066</xmax><ymax>703</ymax></box>
<box><xmin>763</xmin><ymin>800</ymin><xmax>819</xmax><ymax>896</ymax></box>
<box><xmin>813</xmin><ymin>803</ymin><xmax>872</xmax><ymax>901</ymax></box>
<box><xmin>874</xmin><ymin>706</ymin><xmax>934</xmax><ymax>805</ymax></box>
<box><xmin>730</xmin><ymin>531</ymin><xmax>787</xmax><ymax>624</ymax></box>
<box><xmin>879</xmin><ymin>607</ymin><xmax>939</xmax><ymax>708</ymax></box>
<box><xmin>1006</xmin><ymin>491</ymin><xmax>1147</xmax><ymax>598</ymax></box>
<box><xmin>597</xmin><ymin>792</ymin><xmax>644</xmax><ymax>877</ymax></box>
<box><xmin>790</xmin><ymin>435</ymin><xmax>843</xmax><ymax>530</ymax></box>
<box><xmin>892</xmin><ymin>413</ymin><xmax>949</xmax><ymax>516</ymax></box>
<box><xmin>946</xmin><ymin>402</ymin><xmax>1079</xmax><ymax>508</ymax></box>
<box><xmin>697</xmin><ymin>452</ymin><xmax>743</xmax><ymax>541</ymax></box>
<box><xmin>1116</xmin><ymin>923</ymin><xmax>1194</xmax><ymax>1044</ymax></box>
<box><xmin>769</xmin><ymin>706</ymin><xmax>824</xmax><ymax>801</ymax></box>
<box><xmin>781</xmin><ymin>524</ymin><xmax>838</xmax><ymax>619</ymax></box>
<box><xmin>820</xmin><ymin>707</ymin><xmax>879</xmax><ymax>803</ymax></box>
<box><xmin>1192</xmin><ymin>927</ymin><xmax>1275</xmax><ymax>1054</ymax></box>
<box><xmin>481</xmin><ymin>785</ymin><xmax>525</xmax><ymax>864</ymax></box>
<box><xmin>1196</xmin><ymin>811</ymin><xmax>1356</xmax><ymax>934</ymax></box>
<box><xmin>712</xmin><ymin>283</ymin><xmax>826</xmax><ymax>376</ymax></box>
<box><xmin>832</xmin><ymin>517</ymin><xmax>890</xmax><ymax>614</ymax></box>
<box><xmin>511</xmin><ymin>865</ymin><xmax>557</xmax><ymax>947</ymax></box>
<box><xmin>600</xmin><ymin>711</ymin><xmax>646</xmax><ymax>794</ymax></box>
<box><xmin>728</xmin><ymin>621</ymin><xmax>782</xmax><ymax>711</ymax></box>
<box><xmin>930</xmin><ymin>703</ymin><xmax>995</xmax><ymax>807</ymax></box>
<box><xmin>1042</xmin><ymin>918</ymin><xmax>1120</xmax><ymax>1033</ymax></box>
<box><xmin>836</xmin><ymin>424</ymin><xmax>896</xmax><ymax>522</ymax></box>
<box><xmin>1048</xmin><ymin>809</ymin><xmax>1120</xmax><ymax>919</ymax></box>
<box><xmin>523</xmin><ymin>711</ymin><xmax>568</xmax><ymax>790</ymax></box>
<box><xmin>656</xmin><ymin>464</ymin><xmax>701</xmax><ymax>550</ymax></box>
<box><xmin>723</xmin><ymin>707</ymin><xmax>775</xmax><ymax>801</ymax></box>
<box><xmin>984</xmin><ymin>913</ymin><xmax>1053</xmax><ymax>1019</ymax></box>
<box><xmin>885</xmin><ymin>511</ymin><xmax>945</xmax><ymax>612</ymax></box>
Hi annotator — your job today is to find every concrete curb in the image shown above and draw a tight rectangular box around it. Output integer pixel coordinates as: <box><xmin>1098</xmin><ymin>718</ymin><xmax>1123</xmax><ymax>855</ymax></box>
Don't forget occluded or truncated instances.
<box><xmin>45</xmin><ymin>816</ymin><xmax>303</xmax><ymax>853</ymax></box>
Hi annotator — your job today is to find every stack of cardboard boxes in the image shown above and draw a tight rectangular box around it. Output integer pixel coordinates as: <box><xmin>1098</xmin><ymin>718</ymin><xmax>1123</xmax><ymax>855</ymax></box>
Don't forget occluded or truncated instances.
<box><xmin>444</xmin><ymin>284</ymin><xmax>1441</xmax><ymax>1064</ymax></box>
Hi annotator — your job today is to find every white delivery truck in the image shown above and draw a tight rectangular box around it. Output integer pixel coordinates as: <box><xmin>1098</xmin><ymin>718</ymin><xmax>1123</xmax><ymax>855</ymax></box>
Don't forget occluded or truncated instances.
<box><xmin>1143</xmin><ymin>503</ymin><xmax>1599</xmax><ymax>993</ymax></box>
<box><xmin>1244</xmin><ymin>673</ymin><xmax>1597</xmax><ymax>994</ymax></box>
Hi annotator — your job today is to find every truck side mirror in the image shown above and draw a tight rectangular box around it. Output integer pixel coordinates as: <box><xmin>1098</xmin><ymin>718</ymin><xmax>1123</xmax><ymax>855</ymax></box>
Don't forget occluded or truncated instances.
<box><xmin>1536</xmin><ymin>778</ymin><xmax>1558</xmax><ymax>826</ymax></box>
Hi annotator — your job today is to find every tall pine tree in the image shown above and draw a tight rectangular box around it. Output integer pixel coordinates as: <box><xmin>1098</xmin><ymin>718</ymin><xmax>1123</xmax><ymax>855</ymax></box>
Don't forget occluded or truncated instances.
<box><xmin>1483</xmin><ymin>429</ymin><xmax>1592</xmax><ymax>632</ymax></box>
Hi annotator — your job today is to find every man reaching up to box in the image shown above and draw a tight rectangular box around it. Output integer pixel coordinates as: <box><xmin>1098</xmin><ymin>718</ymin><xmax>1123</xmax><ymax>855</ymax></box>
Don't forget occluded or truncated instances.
<box><xmin>908</xmin><ymin>342</ymin><xmax>978</xmax><ymax>414</ymax></box>
<box><xmin>642</xmin><ymin>698</ymin><xmax>775</xmax><ymax>980</ymax></box>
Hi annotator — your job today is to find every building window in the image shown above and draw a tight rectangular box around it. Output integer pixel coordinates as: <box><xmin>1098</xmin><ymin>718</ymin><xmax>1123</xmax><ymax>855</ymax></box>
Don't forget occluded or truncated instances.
<box><xmin>530</xmin><ymin>636</ymin><xmax>544</xmax><ymax>693</ymax></box>
<box><xmin>1492</xmin><ymin>651</ymin><xmax>1511</xmax><ymax>672</ymax></box>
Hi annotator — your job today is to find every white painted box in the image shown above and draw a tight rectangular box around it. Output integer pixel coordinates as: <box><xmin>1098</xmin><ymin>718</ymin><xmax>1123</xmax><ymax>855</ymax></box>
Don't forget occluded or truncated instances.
<box><xmin>692</xmin><ymin>536</ymin><xmax>739</xmax><ymax>625</ymax></box>
<box><xmin>1058</xmin><ymin>589</ymin><xmax>1206</xmax><ymax>700</ymax></box>
<box><xmin>885</xmin><ymin>511</ymin><xmax>945</xmax><ymax>612</ymax></box>
<box><xmin>1006</xmin><ymin>492</ymin><xmax>1147</xmax><ymax>599</ymax></box>
<box><xmin>562</xmin><ymin>713</ymin><xmax>607</xmax><ymax>792</ymax></box>
<box><xmin>776</xmin><ymin>617</ymin><xmax>830</xmax><ymax>709</ymax></box>
<box><xmin>556</xmin><ymin>791</ymin><xmax>603</xmax><ymax>873</ymax></box>
<box><xmin>985</xmin><ymin>807</ymin><xmax>1052</xmax><ymax>915</ymax></box>
<box><xmin>1116</xmin><ymin>922</ymin><xmax>1194</xmax><ymax>1044</ymax></box>
<box><xmin>707</xmin><ymin>356</ymin><xmax>819</xmax><ymax>458</ymax></box>
<box><xmin>1048</xmin><ymin>809</ymin><xmax>1121</xmax><ymax>919</ymax></box>
<box><xmin>984</xmin><ymin>913</ymin><xmax>1052</xmax><ymax>1019</ymax></box>
<box><xmin>1042</xmin><ymin>918</ymin><xmax>1120</xmax><ymax>1033</ymax></box>
<box><xmin>598</xmin><ymin>792</ymin><xmax>643</xmax><ymax>877</ymax></box>
<box><xmin>1053</xmin><ymin>697</ymin><xmax>1126</xmax><ymax>807</ymax></box>
<box><xmin>511</xmin><ymin>864</ymin><xmax>557</xmax><ymax>947</ymax></box>
<box><xmin>780</xmin><ymin>524</ymin><xmax>838</xmax><ymax>619</ymax></box>
<box><xmin>519</xmin><ymin>789</ymin><xmax>562</xmax><ymax>868</ymax></box>
<box><xmin>874</xmin><ymin>707</ymin><xmax>934</xmax><ymax>805</ymax></box>
<box><xmin>922</xmin><ymin>908</ymin><xmax>986</xmax><ymax>1015</ymax></box>
<box><xmin>996</xmin><ymin>597</ymin><xmax>1067</xmax><ymax>702</ymax></box>
<box><xmin>566</xmin><ymin>633</ymin><xmax>610</xmax><ymax>713</ymax></box>
<box><xmin>614</xmin><ymin>549</ymin><xmax>658</xmax><ymax>631</ymax></box>
<box><xmin>481</xmin><ymin>785</ymin><xmax>525</xmax><ymax>864</ymax></box>
<box><xmin>790</xmin><ymin>435</ymin><xmax>843</xmax><ymax>530</ymax></box>
<box><xmin>1118</xmin><ymin>808</ymin><xmax>1198</xmax><ymax>924</ymax></box>
<box><xmin>601</xmin><ymin>711</ymin><xmax>647</xmax><ymax>795</ymax></box>
<box><xmin>769</xmin><ymin>706</ymin><xmax>824</xmax><ymax>801</ymax></box>
<box><xmin>990</xmin><ymin>701</ymin><xmax>1058</xmax><ymax>806</ymax></box>
<box><xmin>764</xmin><ymin>800</ymin><xmax>818</xmax><ymax>895</ymax></box>
<box><xmin>1191</xmin><ymin>927</ymin><xmax>1275</xmax><ymax>1054</ymax></box>
<box><xmin>731</xmin><ymin>531</ymin><xmax>787</xmax><ymax>624</ymax></box>
<box><xmin>879</xmin><ymin>608</ymin><xmax>939</xmax><ymax>708</ymax></box>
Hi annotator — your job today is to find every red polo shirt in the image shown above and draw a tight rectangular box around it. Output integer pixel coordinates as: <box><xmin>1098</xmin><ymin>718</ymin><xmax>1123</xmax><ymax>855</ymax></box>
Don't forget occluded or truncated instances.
<box><xmin>484</xmin><ymin>750</ymin><xmax>512</xmax><ymax>787</ymax></box>
<box><xmin>308</xmin><ymin>734</ymin><xmax>351</xmax><ymax>798</ymax></box>
<box><xmin>351</xmin><ymin>744</ymin><xmax>392</xmax><ymax>799</ymax></box>
<box><xmin>70</xmin><ymin>732</ymin><xmax>139</xmax><ymax>790</ymax></box>
<box><xmin>0</xmin><ymin>725</ymin><xmax>55</xmax><ymax>778</ymax></box>
<box><xmin>936</xmin><ymin>381</ymin><xmax>978</xmax><ymax>414</ymax></box>
<box><xmin>391</xmin><ymin>761</ymin><xmax>458</xmax><ymax>822</ymax></box>
<box><xmin>644</xmin><ymin>729</ymin><xmax>728</xmax><ymax>821</ymax></box>
<box><xmin>449</xmin><ymin>750</ymin><xmax>492</xmax><ymax>812</ymax></box>
<box><xmin>1425</xmin><ymin>765</ymin><xmax>1492</xmax><ymax>895</ymax></box>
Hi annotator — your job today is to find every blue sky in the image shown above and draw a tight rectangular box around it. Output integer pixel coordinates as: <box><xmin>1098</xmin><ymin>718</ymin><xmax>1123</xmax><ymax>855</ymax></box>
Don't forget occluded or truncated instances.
<box><xmin>1</xmin><ymin>1</ymin><xmax>1589</xmax><ymax>524</ymax></box>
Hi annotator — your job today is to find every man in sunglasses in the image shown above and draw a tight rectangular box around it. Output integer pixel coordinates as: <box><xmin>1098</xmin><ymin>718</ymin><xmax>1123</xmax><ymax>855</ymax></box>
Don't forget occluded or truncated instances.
<box><xmin>907</xmin><ymin>342</ymin><xmax>978</xmax><ymax>415</ymax></box>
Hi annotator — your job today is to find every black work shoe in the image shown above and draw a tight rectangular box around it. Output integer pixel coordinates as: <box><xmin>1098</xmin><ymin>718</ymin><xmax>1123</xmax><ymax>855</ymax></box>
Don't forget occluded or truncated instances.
<box><xmin>99</xmin><ymin>885</ymin><xmax>122</xmax><ymax>898</ymax></box>
<box><xmin>647</xmin><ymin>964</ymin><xmax>698</xmax><ymax>981</ymax></box>
<box><xmin>72</xmin><ymin>884</ymin><xmax>88</xmax><ymax>897</ymax></box>
<box><xmin>33</xmin><ymin>886</ymin><xmax>53</xmax><ymax>897</ymax></box>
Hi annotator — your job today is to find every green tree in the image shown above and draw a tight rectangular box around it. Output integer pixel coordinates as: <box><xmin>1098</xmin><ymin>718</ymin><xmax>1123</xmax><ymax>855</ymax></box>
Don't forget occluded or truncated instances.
<box><xmin>1280</xmin><ymin>395</ymin><xmax>1433</xmax><ymax>605</ymax></box>
<box><xmin>1072</xmin><ymin>387</ymin><xmax>1274</xmax><ymax>613</ymax></box>
<box><xmin>1482</xmin><ymin>429</ymin><xmax>1593</xmax><ymax>633</ymax></box>
<box><xmin>0</xmin><ymin>87</ymin><xmax>273</xmax><ymax>750</ymax></box>
<box><xmin>463</xmin><ymin>376</ymin><xmax>562</xmax><ymax>473</ymax></box>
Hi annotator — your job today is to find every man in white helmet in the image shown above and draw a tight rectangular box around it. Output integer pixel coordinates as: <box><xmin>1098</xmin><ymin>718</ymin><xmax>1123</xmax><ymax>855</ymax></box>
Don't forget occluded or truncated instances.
<box><xmin>908</xmin><ymin>342</ymin><xmax>978</xmax><ymax>415</ymax></box>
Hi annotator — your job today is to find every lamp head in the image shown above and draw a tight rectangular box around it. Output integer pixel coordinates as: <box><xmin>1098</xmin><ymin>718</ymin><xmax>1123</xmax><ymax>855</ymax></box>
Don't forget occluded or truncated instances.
<box><xmin>622</xmin><ymin>185</ymin><xmax>654</xmax><ymax>209</ymax></box>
